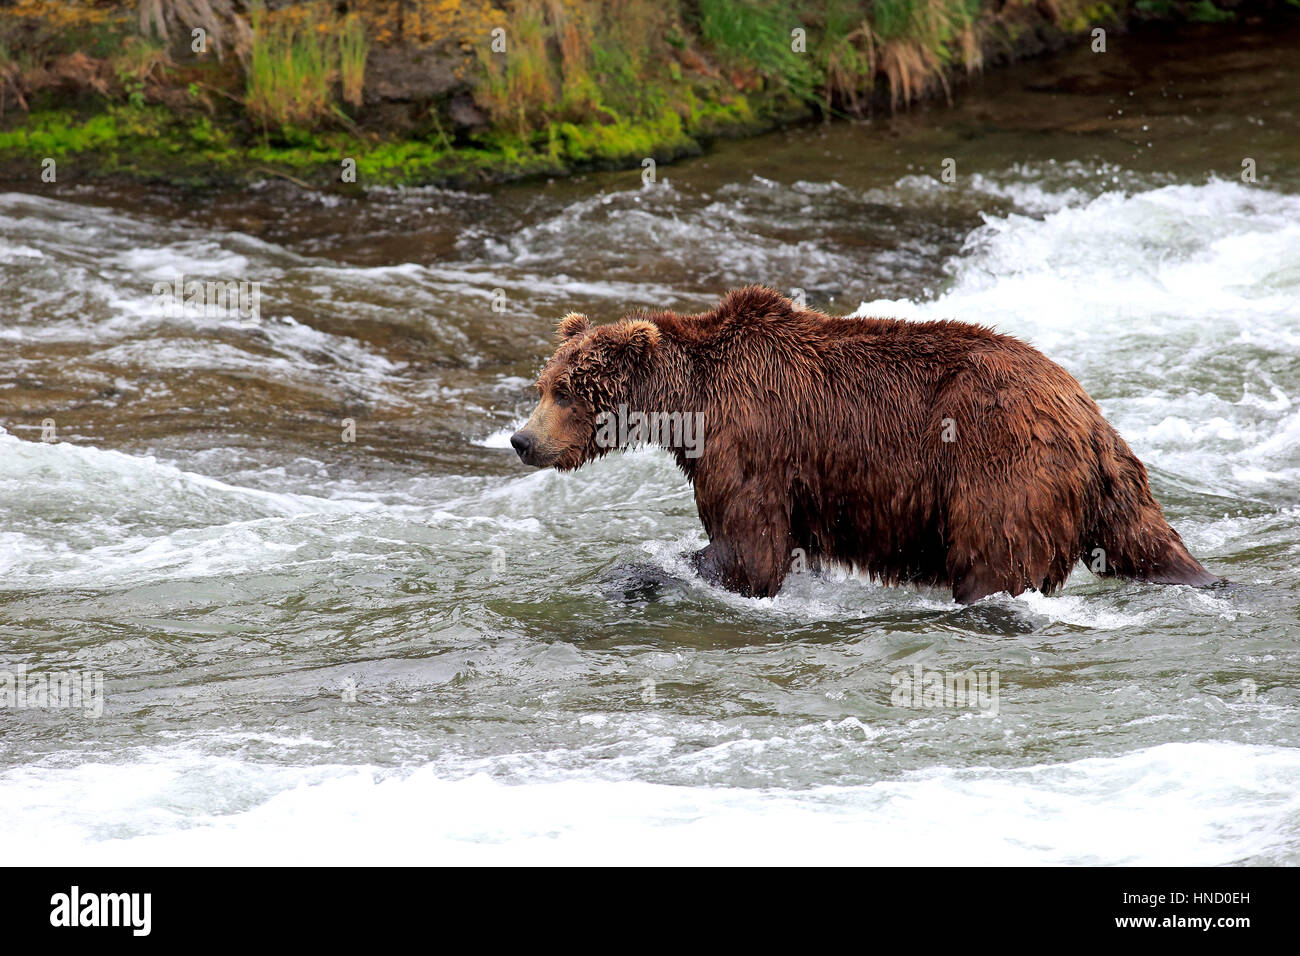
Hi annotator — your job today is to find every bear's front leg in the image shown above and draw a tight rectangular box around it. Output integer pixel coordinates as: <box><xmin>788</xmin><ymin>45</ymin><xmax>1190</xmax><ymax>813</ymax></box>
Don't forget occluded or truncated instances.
<box><xmin>689</xmin><ymin>527</ymin><xmax>790</xmax><ymax>599</ymax></box>
<box><xmin>690</xmin><ymin>463</ymin><xmax>794</xmax><ymax>598</ymax></box>
<box><xmin>690</xmin><ymin>542</ymin><xmax>722</xmax><ymax>583</ymax></box>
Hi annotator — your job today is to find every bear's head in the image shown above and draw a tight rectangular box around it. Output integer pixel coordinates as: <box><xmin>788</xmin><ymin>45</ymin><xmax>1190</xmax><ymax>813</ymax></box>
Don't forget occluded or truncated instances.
<box><xmin>511</xmin><ymin>312</ymin><xmax>661</xmax><ymax>470</ymax></box>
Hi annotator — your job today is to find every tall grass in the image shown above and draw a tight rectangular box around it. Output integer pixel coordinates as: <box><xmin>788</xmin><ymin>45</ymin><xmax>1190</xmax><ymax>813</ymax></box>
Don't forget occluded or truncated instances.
<box><xmin>246</xmin><ymin>5</ymin><xmax>333</xmax><ymax>127</ymax></box>
<box><xmin>697</xmin><ymin>0</ymin><xmax>817</xmax><ymax>100</ymax></box>
<box><xmin>817</xmin><ymin>0</ymin><xmax>876</xmax><ymax>116</ymax></box>
<box><xmin>244</xmin><ymin>4</ymin><xmax>370</xmax><ymax>129</ymax></box>
<box><xmin>860</xmin><ymin>0</ymin><xmax>983</xmax><ymax>109</ymax></box>
<box><xmin>474</xmin><ymin>0</ymin><xmax>678</xmax><ymax>136</ymax></box>
<box><xmin>339</xmin><ymin>13</ymin><xmax>369</xmax><ymax>108</ymax></box>
<box><xmin>469</xmin><ymin>0</ymin><xmax>996</xmax><ymax>139</ymax></box>
<box><xmin>692</xmin><ymin>0</ymin><xmax>983</xmax><ymax>113</ymax></box>
<box><xmin>476</xmin><ymin>0</ymin><xmax>554</xmax><ymax>136</ymax></box>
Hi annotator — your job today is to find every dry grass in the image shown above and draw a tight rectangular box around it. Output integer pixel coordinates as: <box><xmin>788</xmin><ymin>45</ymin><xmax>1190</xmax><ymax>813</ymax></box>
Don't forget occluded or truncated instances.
<box><xmin>111</xmin><ymin>36</ymin><xmax>172</xmax><ymax>84</ymax></box>
<box><xmin>873</xmin><ymin>0</ymin><xmax>983</xmax><ymax>110</ymax></box>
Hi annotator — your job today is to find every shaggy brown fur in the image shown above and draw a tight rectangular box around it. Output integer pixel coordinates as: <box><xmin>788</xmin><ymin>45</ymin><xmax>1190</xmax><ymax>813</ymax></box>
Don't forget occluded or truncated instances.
<box><xmin>512</xmin><ymin>287</ymin><xmax>1219</xmax><ymax>603</ymax></box>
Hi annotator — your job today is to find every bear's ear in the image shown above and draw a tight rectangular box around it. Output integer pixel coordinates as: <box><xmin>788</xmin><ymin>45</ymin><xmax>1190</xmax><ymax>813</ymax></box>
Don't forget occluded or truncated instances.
<box><xmin>557</xmin><ymin>312</ymin><xmax>592</xmax><ymax>341</ymax></box>
<box><xmin>616</xmin><ymin>319</ymin><xmax>661</xmax><ymax>362</ymax></box>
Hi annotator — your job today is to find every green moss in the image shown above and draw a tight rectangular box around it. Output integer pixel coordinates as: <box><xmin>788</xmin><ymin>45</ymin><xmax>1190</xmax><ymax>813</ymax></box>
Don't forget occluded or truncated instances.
<box><xmin>1186</xmin><ymin>0</ymin><xmax>1235</xmax><ymax>22</ymax></box>
<box><xmin>557</xmin><ymin>110</ymin><xmax>684</xmax><ymax>164</ymax></box>
<box><xmin>0</xmin><ymin>111</ymin><xmax>113</xmax><ymax>155</ymax></box>
<box><xmin>1133</xmin><ymin>0</ymin><xmax>1239</xmax><ymax>18</ymax></box>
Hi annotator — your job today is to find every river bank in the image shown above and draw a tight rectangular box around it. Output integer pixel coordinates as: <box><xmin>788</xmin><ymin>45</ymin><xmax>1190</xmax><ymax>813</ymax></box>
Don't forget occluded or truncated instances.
<box><xmin>1</xmin><ymin>1</ymin><xmax>1295</xmax><ymax>190</ymax></box>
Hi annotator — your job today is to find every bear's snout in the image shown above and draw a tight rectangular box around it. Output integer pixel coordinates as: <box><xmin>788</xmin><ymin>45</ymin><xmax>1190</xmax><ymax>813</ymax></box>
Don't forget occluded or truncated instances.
<box><xmin>510</xmin><ymin>430</ymin><xmax>535</xmax><ymax>464</ymax></box>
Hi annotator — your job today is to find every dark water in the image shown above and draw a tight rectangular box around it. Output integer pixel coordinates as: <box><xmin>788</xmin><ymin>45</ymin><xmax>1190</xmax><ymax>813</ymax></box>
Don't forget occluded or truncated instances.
<box><xmin>0</xmin><ymin>25</ymin><xmax>1297</xmax><ymax>863</ymax></box>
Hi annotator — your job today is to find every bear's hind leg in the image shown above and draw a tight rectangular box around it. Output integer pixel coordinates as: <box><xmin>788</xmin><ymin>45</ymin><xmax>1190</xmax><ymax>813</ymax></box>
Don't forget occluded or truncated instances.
<box><xmin>1084</xmin><ymin>430</ymin><xmax>1221</xmax><ymax>588</ymax></box>
<box><xmin>943</xmin><ymin>493</ymin><xmax>1076</xmax><ymax>605</ymax></box>
<box><xmin>950</xmin><ymin>563</ymin><xmax>1016</xmax><ymax>605</ymax></box>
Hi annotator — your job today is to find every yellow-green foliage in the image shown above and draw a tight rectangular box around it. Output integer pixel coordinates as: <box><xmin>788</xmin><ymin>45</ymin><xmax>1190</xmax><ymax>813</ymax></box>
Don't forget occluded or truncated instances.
<box><xmin>475</xmin><ymin>0</ymin><xmax>686</xmax><ymax>139</ymax></box>
<box><xmin>338</xmin><ymin>14</ymin><xmax>369</xmax><ymax>108</ymax></box>
<box><xmin>244</xmin><ymin>2</ymin><xmax>371</xmax><ymax>128</ymax></box>
<box><xmin>245</xmin><ymin>6</ymin><xmax>334</xmax><ymax>127</ymax></box>
<box><xmin>476</xmin><ymin>0</ymin><xmax>551</xmax><ymax>135</ymax></box>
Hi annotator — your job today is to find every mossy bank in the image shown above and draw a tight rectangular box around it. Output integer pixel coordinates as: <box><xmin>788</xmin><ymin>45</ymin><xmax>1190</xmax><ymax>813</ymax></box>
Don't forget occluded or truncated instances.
<box><xmin>0</xmin><ymin>0</ymin><xmax>1294</xmax><ymax>190</ymax></box>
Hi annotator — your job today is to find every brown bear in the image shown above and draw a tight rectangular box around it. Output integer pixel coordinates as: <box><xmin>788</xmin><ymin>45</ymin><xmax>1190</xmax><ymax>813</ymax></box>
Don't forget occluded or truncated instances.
<box><xmin>511</xmin><ymin>286</ymin><xmax>1219</xmax><ymax>603</ymax></box>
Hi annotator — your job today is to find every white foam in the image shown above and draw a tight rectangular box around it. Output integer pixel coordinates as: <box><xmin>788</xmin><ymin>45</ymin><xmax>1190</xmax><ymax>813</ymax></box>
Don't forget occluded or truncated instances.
<box><xmin>854</xmin><ymin>180</ymin><xmax>1300</xmax><ymax>342</ymax></box>
<box><xmin>0</xmin><ymin>432</ymin><xmax>396</xmax><ymax>585</ymax></box>
<box><xmin>0</xmin><ymin>432</ymin><xmax>364</xmax><ymax>518</ymax></box>
<box><xmin>1</xmin><ymin>741</ymin><xmax>1294</xmax><ymax>865</ymax></box>
<box><xmin>474</xmin><ymin>427</ymin><xmax>518</xmax><ymax>449</ymax></box>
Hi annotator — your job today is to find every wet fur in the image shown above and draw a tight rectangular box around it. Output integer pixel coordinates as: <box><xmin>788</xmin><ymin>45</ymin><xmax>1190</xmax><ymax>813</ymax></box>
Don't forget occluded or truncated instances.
<box><xmin>516</xmin><ymin>287</ymin><xmax>1220</xmax><ymax>603</ymax></box>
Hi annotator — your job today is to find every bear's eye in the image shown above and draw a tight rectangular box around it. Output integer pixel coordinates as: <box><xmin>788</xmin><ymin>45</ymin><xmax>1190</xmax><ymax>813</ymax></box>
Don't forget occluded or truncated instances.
<box><xmin>554</xmin><ymin>393</ymin><xmax>574</xmax><ymax>409</ymax></box>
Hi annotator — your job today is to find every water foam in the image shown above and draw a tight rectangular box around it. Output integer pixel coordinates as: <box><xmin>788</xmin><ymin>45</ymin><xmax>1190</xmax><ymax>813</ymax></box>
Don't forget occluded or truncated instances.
<box><xmin>0</xmin><ymin>741</ymin><xmax>1293</xmax><ymax>865</ymax></box>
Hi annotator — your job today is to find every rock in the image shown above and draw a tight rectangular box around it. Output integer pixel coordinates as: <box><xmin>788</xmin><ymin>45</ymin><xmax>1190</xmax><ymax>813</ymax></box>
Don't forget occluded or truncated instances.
<box><xmin>447</xmin><ymin>90</ymin><xmax>488</xmax><ymax>130</ymax></box>
<box><xmin>363</xmin><ymin>44</ymin><xmax>470</xmax><ymax>104</ymax></box>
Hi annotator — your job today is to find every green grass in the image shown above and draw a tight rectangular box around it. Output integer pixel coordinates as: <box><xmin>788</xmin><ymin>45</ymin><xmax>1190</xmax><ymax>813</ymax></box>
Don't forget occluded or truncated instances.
<box><xmin>338</xmin><ymin>14</ymin><xmax>369</xmax><ymax>109</ymax></box>
<box><xmin>697</xmin><ymin>0</ymin><xmax>818</xmax><ymax>100</ymax></box>
<box><xmin>873</xmin><ymin>0</ymin><xmax>980</xmax><ymax>55</ymax></box>
<box><xmin>245</xmin><ymin>5</ymin><xmax>336</xmax><ymax>129</ymax></box>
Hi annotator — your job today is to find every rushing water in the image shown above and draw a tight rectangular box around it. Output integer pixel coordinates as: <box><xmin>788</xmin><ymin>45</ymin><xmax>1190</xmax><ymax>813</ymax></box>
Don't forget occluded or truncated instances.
<box><xmin>1</xmin><ymin>26</ymin><xmax>1298</xmax><ymax>864</ymax></box>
